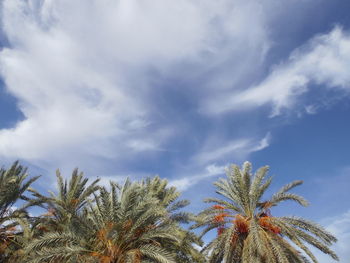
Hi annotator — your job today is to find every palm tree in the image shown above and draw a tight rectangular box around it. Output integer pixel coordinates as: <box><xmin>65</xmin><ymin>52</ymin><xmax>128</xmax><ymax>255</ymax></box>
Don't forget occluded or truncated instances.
<box><xmin>141</xmin><ymin>177</ymin><xmax>205</xmax><ymax>263</ymax></box>
<box><xmin>193</xmin><ymin>162</ymin><xmax>338</xmax><ymax>263</ymax></box>
<box><xmin>31</xmin><ymin>168</ymin><xmax>100</xmax><ymax>234</ymax></box>
<box><xmin>25</xmin><ymin>176</ymin><xmax>202</xmax><ymax>263</ymax></box>
<box><xmin>0</xmin><ymin>161</ymin><xmax>40</xmax><ymax>262</ymax></box>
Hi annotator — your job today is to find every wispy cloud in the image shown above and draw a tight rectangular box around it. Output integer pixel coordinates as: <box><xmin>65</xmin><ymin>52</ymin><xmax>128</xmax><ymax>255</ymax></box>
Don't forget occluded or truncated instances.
<box><xmin>170</xmin><ymin>133</ymin><xmax>270</xmax><ymax>191</ymax></box>
<box><xmin>311</xmin><ymin>210</ymin><xmax>350</xmax><ymax>263</ymax></box>
<box><xmin>169</xmin><ymin>164</ymin><xmax>226</xmax><ymax>191</ymax></box>
<box><xmin>2</xmin><ymin>0</ymin><xmax>346</xmax><ymax>181</ymax></box>
<box><xmin>0</xmin><ymin>0</ymin><xmax>271</xmax><ymax>171</ymax></box>
<box><xmin>193</xmin><ymin>133</ymin><xmax>270</xmax><ymax>165</ymax></box>
<box><xmin>204</xmin><ymin>26</ymin><xmax>350</xmax><ymax>116</ymax></box>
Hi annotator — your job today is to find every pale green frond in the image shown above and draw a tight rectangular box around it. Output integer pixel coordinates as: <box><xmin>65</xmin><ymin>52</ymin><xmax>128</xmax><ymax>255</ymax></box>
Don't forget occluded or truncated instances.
<box><xmin>140</xmin><ymin>244</ymin><xmax>176</xmax><ymax>263</ymax></box>
<box><xmin>194</xmin><ymin>161</ymin><xmax>338</xmax><ymax>263</ymax></box>
<box><xmin>249</xmin><ymin>165</ymin><xmax>269</xmax><ymax>207</ymax></box>
<box><xmin>203</xmin><ymin>197</ymin><xmax>243</xmax><ymax>213</ymax></box>
<box><xmin>281</xmin><ymin>216</ymin><xmax>337</xmax><ymax>244</ymax></box>
<box><xmin>277</xmin><ymin>180</ymin><xmax>304</xmax><ymax>194</ymax></box>
<box><xmin>270</xmin><ymin>193</ymin><xmax>309</xmax><ymax>207</ymax></box>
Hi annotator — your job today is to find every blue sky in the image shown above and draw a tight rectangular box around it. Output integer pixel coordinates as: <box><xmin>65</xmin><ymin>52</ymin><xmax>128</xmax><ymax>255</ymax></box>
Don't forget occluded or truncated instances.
<box><xmin>1</xmin><ymin>0</ymin><xmax>350</xmax><ymax>261</ymax></box>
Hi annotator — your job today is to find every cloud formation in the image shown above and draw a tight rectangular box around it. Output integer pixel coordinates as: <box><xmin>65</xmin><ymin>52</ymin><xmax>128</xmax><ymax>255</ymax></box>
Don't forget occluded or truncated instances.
<box><xmin>1</xmin><ymin>0</ymin><xmax>349</xmax><ymax>181</ymax></box>
<box><xmin>205</xmin><ymin>26</ymin><xmax>350</xmax><ymax>116</ymax></box>
<box><xmin>193</xmin><ymin>133</ymin><xmax>270</xmax><ymax>165</ymax></box>
<box><xmin>0</xmin><ymin>0</ymin><xmax>271</xmax><ymax>171</ymax></box>
<box><xmin>311</xmin><ymin>210</ymin><xmax>350</xmax><ymax>263</ymax></box>
<box><xmin>169</xmin><ymin>133</ymin><xmax>270</xmax><ymax>190</ymax></box>
<box><xmin>169</xmin><ymin>164</ymin><xmax>225</xmax><ymax>191</ymax></box>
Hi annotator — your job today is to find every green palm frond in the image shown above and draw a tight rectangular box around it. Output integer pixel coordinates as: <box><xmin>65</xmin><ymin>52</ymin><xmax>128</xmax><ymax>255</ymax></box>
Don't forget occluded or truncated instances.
<box><xmin>0</xmin><ymin>162</ymin><xmax>40</xmax><ymax>262</ymax></box>
<box><xmin>25</xmin><ymin>174</ymin><xmax>202</xmax><ymax>263</ymax></box>
<box><xmin>195</xmin><ymin>162</ymin><xmax>338</xmax><ymax>263</ymax></box>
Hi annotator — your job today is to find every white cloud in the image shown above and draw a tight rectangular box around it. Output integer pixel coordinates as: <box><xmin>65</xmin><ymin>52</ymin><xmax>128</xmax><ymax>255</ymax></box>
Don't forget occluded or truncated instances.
<box><xmin>311</xmin><ymin>210</ymin><xmax>350</xmax><ymax>263</ymax></box>
<box><xmin>204</xmin><ymin>26</ymin><xmax>350</xmax><ymax>116</ymax></box>
<box><xmin>170</xmin><ymin>133</ymin><xmax>270</xmax><ymax>191</ymax></box>
<box><xmin>304</xmin><ymin>104</ymin><xmax>318</xmax><ymax>115</ymax></box>
<box><xmin>193</xmin><ymin>133</ymin><xmax>270</xmax><ymax>165</ymax></box>
<box><xmin>0</xmin><ymin>0</ymin><xmax>271</xmax><ymax>170</ymax></box>
<box><xmin>169</xmin><ymin>163</ymin><xmax>225</xmax><ymax>191</ymax></box>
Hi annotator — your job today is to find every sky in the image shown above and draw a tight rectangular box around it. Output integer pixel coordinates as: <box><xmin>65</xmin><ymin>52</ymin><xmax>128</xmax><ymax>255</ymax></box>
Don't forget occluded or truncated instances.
<box><xmin>0</xmin><ymin>0</ymin><xmax>350</xmax><ymax>262</ymax></box>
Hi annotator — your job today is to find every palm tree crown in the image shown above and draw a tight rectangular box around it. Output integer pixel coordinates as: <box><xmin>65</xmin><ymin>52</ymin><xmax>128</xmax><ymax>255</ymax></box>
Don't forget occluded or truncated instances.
<box><xmin>0</xmin><ymin>162</ymin><xmax>40</xmax><ymax>261</ymax></box>
<box><xmin>194</xmin><ymin>162</ymin><xmax>339</xmax><ymax>263</ymax></box>
<box><xmin>26</xmin><ymin>174</ymin><xmax>202</xmax><ymax>263</ymax></box>
<box><xmin>0</xmin><ymin>161</ymin><xmax>340</xmax><ymax>263</ymax></box>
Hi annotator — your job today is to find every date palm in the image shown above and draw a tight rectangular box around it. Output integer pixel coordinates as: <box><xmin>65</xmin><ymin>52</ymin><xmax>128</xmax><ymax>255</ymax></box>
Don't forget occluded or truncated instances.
<box><xmin>25</xmin><ymin>176</ymin><xmax>202</xmax><ymax>263</ymax></box>
<box><xmin>141</xmin><ymin>177</ymin><xmax>205</xmax><ymax>263</ymax></box>
<box><xmin>193</xmin><ymin>162</ymin><xmax>338</xmax><ymax>263</ymax></box>
<box><xmin>30</xmin><ymin>168</ymin><xmax>100</xmax><ymax>234</ymax></box>
<box><xmin>0</xmin><ymin>162</ymin><xmax>40</xmax><ymax>261</ymax></box>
